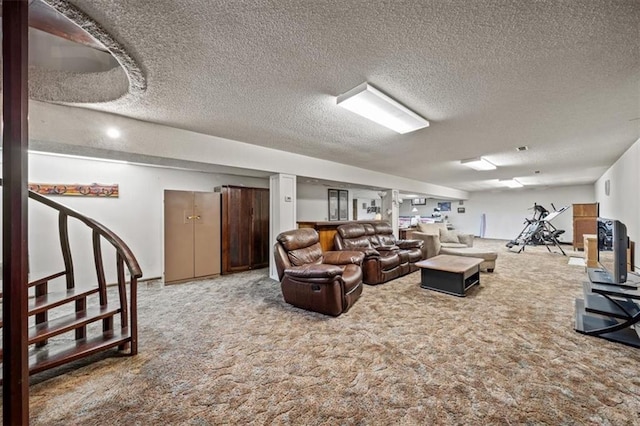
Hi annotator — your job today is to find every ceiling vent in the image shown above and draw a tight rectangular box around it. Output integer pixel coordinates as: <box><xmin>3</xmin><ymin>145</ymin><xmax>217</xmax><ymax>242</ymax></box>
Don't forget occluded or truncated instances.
<box><xmin>516</xmin><ymin>146</ymin><xmax>529</xmax><ymax>152</ymax></box>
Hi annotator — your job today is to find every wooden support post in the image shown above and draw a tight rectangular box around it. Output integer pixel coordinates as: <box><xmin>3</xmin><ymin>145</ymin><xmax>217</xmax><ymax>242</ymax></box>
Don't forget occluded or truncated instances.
<box><xmin>2</xmin><ymin>0</ymin><xmax>30</xmax><ymax>425</ymax></box>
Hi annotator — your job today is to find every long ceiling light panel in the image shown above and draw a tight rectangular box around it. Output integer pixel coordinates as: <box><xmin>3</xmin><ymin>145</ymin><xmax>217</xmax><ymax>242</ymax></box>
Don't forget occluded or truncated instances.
<box><xmin>499</xmin><ymin>178</ymin><xmax>524</xmax><ymax>188</ymax></box>
<box><xmin>337</xmin><ymin>83</ymin><xmax>429</xmax><ymax>134</ymax></box>
<box><xmin>460</xmin><ymin>157</ymin><xmax>497</xmax><ymax>171</ymax></box>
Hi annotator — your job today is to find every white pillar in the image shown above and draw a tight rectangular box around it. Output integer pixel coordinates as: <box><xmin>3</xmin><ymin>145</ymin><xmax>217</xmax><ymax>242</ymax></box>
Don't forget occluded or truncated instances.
<box><xmin>269</xmin><ymin>174</ymin><xmax>297</xmax><ymax>280</ymax></box>
<box><xmin>379</xmin><ymin>189</ymin><xmax>400</xmax><ymax>237</ymax></box>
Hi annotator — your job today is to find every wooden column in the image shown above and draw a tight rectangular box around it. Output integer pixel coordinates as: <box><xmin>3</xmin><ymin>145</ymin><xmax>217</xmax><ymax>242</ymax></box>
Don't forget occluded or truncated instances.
<box><xmin>3</xmin><ymin>0</ymin><xmax>30</xmax><ymax>424</ymax></box>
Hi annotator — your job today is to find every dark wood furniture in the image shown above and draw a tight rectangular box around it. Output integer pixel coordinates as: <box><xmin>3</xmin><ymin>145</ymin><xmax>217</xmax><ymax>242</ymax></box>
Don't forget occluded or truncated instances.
<box><xmin>399</xmin><ymin>227</ymin><xmax>416</xmax><ymax>239</ymax></box>
<box><xmin>297</xmin><ymin>221</ymin><xmax>353</xmax><ymax>252</ymax></box>
<box><xmin>218</xmin><ymin>185</ymin><xmax>269</xmax><ymax>274</ymax></box>
<box><xmin>416</xmin><ymin>254</ymin><xmax>483</xmax><ymax>297</ymax></box>
<box><xmin>573</xmin><ymin>203</ymin><xmax>599</xmax><ymax>250</ymax></box>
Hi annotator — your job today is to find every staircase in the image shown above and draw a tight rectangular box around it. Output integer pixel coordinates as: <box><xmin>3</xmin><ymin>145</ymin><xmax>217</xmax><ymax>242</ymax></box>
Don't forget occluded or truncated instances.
<box><xmin>0</xmin><ymin>186</ymin><xmax>143</xmax><ymax>381</ymax></box>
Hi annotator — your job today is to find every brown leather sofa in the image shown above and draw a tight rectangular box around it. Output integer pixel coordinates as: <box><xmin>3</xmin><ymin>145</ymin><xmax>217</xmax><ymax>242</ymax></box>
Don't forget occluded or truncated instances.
<box><xmin>274</xmin><ymin>228</ymin><xmax>365</xmax><ymax>316</ymax></box>
<box><xmin>334</xmin><ymin>221</ymin><xmax>423</xmax><ymax>285</ymax></box>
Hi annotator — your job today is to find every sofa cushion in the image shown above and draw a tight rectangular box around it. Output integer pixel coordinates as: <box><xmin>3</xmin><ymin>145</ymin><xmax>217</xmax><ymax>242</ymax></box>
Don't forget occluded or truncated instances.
<box><xmin>287</xmin><ymin>242</ymin><xmax>324</xmax><ymax>266</ymax></box>
<box><xmin>416</xmin><ymin>222</ymin><xmax>446</xmax><ymax>235</ymax></box>
<box><xmin>378</xmin><ymin>234</ymin><xmax>396</xmax><ymax>246</ymax></box>
<box><xmin>441</xmin><ymin>242</ymin><xmax>467</xmax><ymax>249</ymax></box>
<box><xmin>337</xmin><ymin>223</ymin><xmax>366</xmax><ymax>239</ymax></box>
<box><xmin>343</xmin><ymin>236</ymin><xmax>372</xmax><ymax>249</ymax></box>
<box><xmin>440</xmin><ymin>228</ymin><xmax>461</xmax><ymax>244</ymax></box>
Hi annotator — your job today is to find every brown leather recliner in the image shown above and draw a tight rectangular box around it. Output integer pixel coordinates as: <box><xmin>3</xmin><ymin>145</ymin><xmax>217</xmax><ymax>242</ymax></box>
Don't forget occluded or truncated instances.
<box><xmin>274</xmin><ymin>228</ymin><xmax>365</xmax><ymax>316</ymax></box>
<box><xmin>334</xmin><ymin>222</ymin><xmax>423</xmax><ymax>285</ymax></box>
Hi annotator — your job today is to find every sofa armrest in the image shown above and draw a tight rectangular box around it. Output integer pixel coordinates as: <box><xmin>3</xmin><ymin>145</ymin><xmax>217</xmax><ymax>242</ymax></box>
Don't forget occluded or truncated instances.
<box><xmin>284</xmin><ymin>263</ymin><xmax>343</xmax><ymax>279</ymax></box>
<box><xmin>396</xmin><ymin>239</ymin><xmax>424</xmax><ymax>249</ymax></box>
<box><xmin>323</xmin><ymin>250</ymin><xmax>365</xmax><ymax>266</ymax></box>
<box><xmin>458</xmin><ymin>233</ymin><xmax>474</xmax><ymax>247</ymax></box>
<box><xmin>409</xmin><ymin>231</ymin><xmax>441</xmax><ymax>259</ymax></box>
<box><xmin>376</xmin><ymin>245</ymin><xmax>400</xmax><ymax>256</ymax></box>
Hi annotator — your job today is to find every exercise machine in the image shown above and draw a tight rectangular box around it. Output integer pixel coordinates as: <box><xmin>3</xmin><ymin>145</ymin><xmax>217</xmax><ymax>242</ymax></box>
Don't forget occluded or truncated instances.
<box><xmin>506</xmin><ymin>203</ymin><xmax>569</xmax><ymax>255</ymax></box>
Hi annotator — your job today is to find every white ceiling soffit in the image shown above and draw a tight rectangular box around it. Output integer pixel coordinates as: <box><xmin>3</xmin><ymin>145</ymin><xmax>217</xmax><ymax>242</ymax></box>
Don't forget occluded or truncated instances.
<box><xmin>24</xmin><ymin>0</ymin><xmax>640</xmax><ymax>193</ymax></box>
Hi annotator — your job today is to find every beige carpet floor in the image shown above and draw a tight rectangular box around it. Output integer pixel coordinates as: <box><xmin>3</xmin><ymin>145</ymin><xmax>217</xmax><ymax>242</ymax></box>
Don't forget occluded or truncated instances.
<box><xmin>7</xmin><ymin>239</ymin><xmax>640</xmax><ymax>424</ymax></box>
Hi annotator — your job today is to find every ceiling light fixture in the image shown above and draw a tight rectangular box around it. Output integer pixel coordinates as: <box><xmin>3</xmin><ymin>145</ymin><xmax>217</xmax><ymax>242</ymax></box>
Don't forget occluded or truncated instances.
<box><xmin>337</xmin><ymin>83</ymin><xmax>429</xmax><ymax>134</ymax></box>
<box><xmin>500</xmin><ymin>178</ymin><xmax>524</xmax><ymax>188</ymax></box>
<box><xmin>106</xmin><ymin>127</ymin><xmax>121</xmax><ymax>138</ymax></box>
<box><xmin>460</xmin><ymin>157</ymin><xmax>496</xmax><ymax>171</ymax></box>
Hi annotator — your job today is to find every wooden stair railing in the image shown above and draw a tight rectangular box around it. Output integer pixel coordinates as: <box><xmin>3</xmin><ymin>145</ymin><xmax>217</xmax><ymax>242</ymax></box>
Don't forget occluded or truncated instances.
<box><xmin>0</xmin><ymin>183</ymin><xmax>143</xmax><ymax>380</ymax></box>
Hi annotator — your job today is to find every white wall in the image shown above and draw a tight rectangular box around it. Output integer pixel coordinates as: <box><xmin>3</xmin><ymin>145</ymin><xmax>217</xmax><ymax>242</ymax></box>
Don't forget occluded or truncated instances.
<box><xmin>296</xmin><ymin>184</ymin><xmax>384</xmax><ymax>222</ymax></box>
<box><xmin>2</xmin><ymin>152</ymin><xmax>268</xmax><ymax>286</ymax></box>
<box><xmin>400</xmin><ymin>185</ymin><xmax>596</xmax><ymax>242</ymax></box>
<box><xmin>595</xmin><ymin>137</ymin><xmax>640</xmax><ymax>268</ymax></box>
<box><xmin>297</xmin><ymin>183</ymin><xmax>337</xmax><ymax>221</ymax></box>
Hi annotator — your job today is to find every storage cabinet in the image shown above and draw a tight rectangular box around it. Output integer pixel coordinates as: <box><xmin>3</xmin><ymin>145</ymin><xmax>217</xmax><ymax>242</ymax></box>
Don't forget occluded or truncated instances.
<box><xmin>573</xmin><ymin>203</ymin><xmax>599</xmax><ymax>250</ymax></box>
<box><xmin>164</xmin><ymin>190</ymin><xmax>221</xmax><ymax>283</ymax></box>
<box><xmin>217</xmin><ymin>185</ymin><xmax>269</xmax><ymax>274</ymax></box>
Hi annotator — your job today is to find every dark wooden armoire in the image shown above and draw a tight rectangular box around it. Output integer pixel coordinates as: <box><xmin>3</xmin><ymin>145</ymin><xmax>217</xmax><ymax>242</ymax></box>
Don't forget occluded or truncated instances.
<box><xmin>217</xmin><ymin>185</ymin><xmax>270</xmax><ymax>274</ymax></box>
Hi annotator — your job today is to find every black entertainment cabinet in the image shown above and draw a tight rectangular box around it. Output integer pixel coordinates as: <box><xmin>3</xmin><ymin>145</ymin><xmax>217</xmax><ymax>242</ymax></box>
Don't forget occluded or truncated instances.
<box><xmin>575</xmin><ymin>268</ymin><xmax>640</xmax><ymax>347</ymax></box>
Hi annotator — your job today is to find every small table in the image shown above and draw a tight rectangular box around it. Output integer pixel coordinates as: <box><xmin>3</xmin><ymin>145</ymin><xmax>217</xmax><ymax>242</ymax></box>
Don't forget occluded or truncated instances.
<box><xmin>583</xmin><ymin>233</ymin><xmax>598</xmax><ymax>268</ymax></box>
<box><xmin>416</xmin><ymin>254</ymin><xmax>483</xmax><ymax>297</ymax></box>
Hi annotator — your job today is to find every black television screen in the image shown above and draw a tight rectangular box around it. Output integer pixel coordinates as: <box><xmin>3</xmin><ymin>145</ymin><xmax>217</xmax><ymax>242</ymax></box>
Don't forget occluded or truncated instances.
<box><xmin>595</xmin><ymin>218</ymin><xmax>628</xmax><ymax>285</ymax></box>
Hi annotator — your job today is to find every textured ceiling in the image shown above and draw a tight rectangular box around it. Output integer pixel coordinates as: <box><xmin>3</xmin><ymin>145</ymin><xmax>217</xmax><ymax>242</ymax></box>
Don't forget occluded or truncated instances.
<box><xmin>30</xmin><ymin>0</ymin><xmax>640</xmax><ymax>192</ymax></box>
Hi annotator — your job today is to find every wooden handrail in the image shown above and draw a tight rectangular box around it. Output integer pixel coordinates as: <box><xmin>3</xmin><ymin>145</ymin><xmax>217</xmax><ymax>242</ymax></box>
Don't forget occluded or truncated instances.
<box><xmin>0</xmin><ymin>178</ymin><xmax>142</xmax><ymax>279</ymax></box>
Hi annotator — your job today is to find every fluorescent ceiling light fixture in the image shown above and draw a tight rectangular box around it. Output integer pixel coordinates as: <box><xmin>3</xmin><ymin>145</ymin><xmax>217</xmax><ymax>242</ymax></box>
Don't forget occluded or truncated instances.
<box><xmin>337</xmin><ymin>83</ymin><xmax>429</xmax><ymax>134</ymax></box>
<box><xmin>106</xmin><ymin>127</ymin><xmax>121</xmax><ymax>138</ymax></box>
<box><xmin>460</xmin><ymin>157</ymin><xmax>496</xmax><ymax>171</ymax></box>
<box><xmin>499</xmin><ymin>178</ymin><xmax>524</xmax><ymax>188</ymax></box>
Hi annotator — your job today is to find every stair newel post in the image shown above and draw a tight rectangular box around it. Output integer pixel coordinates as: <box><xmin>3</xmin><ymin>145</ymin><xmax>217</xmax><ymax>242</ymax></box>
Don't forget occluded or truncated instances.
<box><xmin>130</xmin><ymin>275</ymin><xmax>138</xmax><ymax>355</ymax></box>
<box><xmin>93</xmin><ymin>231</ymin><xmax>113</xmax><ymax>333</ymax></box>
<box><xmin>2</xmin><ymin>0</ymin><xmax>30</xmax><ymax>423</ymax></box>
<box><xmin>116</xmin><ymin>253</ymin><xmax>129</xmax><ymax>351</ymax></box>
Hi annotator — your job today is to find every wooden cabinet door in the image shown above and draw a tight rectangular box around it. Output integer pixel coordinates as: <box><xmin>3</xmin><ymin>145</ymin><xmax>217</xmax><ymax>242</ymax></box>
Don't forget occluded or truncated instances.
<box><xmin>164</xmin><ymin>190</ymin><xmax>196</xmax><ymax>283</ymax></box>
<box><xmin>572</xmin><ymin>203</ymin><xmax>599</xmax><ymax>249</ymax></box>
<box><xmin>221</xmin><ymin>186</ymin><xmax>270</xmax><ymax>273</ymax></box>
<box><xmin>194</xmin><ymin>191</ymin><xmax>221</xmax><ymax>278</ymax></box>
<box><xmin>251</xmin><ymin>188</ymin><xmax>270</xmax><ymax>268</ymax></box>
<box><xmin>222</xmin><ymin>186</ymin><xmax>252</xmax><ymax>273</ymax></box>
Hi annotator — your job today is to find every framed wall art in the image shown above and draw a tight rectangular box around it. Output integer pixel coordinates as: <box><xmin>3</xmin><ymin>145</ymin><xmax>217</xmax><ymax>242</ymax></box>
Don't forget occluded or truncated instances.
<box><xmin>328</xmin><ymin>189</ymin><xmax>339</xmax><ymax>221</ymax></box>
<box><xmin>328</xmin><ymin>189</ymin><xmax>349</xmax><ymax>221</ymax></box>
<box><xmin>438</xmin><ymin>201</ymin><xmax>451</xmax><ymax>211</ymax></box>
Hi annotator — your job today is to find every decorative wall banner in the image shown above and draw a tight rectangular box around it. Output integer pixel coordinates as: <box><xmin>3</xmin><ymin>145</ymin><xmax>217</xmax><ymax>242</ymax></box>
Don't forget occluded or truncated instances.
<box><xmin>28</xmin><ymin>183</ymin><xmax>119</xmax><ymax>197</ymax></box>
